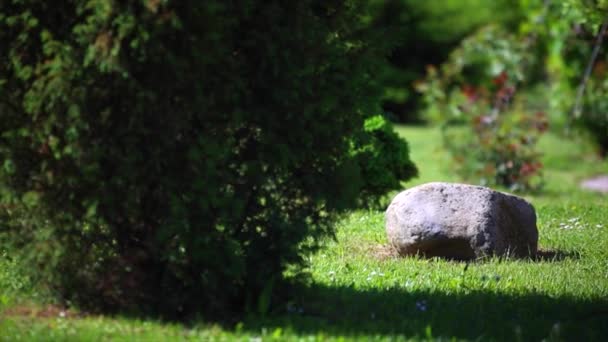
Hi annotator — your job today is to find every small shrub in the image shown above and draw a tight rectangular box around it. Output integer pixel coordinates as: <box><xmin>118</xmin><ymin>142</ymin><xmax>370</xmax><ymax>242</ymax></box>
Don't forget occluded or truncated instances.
<box><xmin>351</xmin><ymin>115</ymin><xmax>418</xmax><ymax>206</ymax></box>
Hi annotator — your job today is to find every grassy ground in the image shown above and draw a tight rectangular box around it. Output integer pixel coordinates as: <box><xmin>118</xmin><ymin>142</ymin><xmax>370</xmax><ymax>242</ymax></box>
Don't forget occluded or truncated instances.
<box><xmin>1</xmin><ymin>126</ymin><xmax>607</xmax><ymax>341</ymax></box>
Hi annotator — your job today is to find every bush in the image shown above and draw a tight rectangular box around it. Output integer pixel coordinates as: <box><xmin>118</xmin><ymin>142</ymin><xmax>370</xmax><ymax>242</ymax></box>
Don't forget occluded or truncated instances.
<box><xmin>579</xmin><ymin>77</ymin><xmax>608</xmax><ymax>156</ymax></box>
<box><xmin>0</xmin><ymin>0</ymin><xmax>416</xmax><ymax>318</ymax></box>
<box><xmin>560</xmin><ymin>1</ymin><xmax>608</xmax><ymax>156</ymax></box>
<box><xmin>351</xmin><ymin>115</ymin><xmax>417</xmax><ymax>205</ymax></box>
<box><xmin>417</xmin><ymin>26</ymin><xmax>547</xmax><ymax>191</ymax></box>
<box><xmin>537</xmin><ymin>0</ymin><xmax>608</xmax><ymax>155</ymax></box>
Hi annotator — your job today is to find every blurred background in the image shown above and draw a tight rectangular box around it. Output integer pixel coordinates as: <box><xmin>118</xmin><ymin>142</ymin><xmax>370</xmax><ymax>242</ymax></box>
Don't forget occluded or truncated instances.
<box><xmin>366</xmin><ymin>0</ymin><xmax>607</xmax><ymax>193</ymax></box>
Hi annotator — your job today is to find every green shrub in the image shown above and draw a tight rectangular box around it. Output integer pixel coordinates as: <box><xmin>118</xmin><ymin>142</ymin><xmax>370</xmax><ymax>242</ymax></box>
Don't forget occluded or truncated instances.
<box><xmin>417</xmin><ymin>26</ymin><xmax>547</xmax><ymax>191</ymax></box>
<box><xmin>560</xmin><ymin>1</ymin><xmax>608</xmax><ymax>156</ymax></box>
<box><xmin>351</xmin><ymin>115</ymin><xmax>417</xmax><ymax>205</ymax></box>
<box><xmin>0</xmin><ymin>0</ymin><xmax>416</xmax><ymax>318</ymax></box>
<box><xmin>579</xmin><ymin>77</ymin><xmax>608</xmax><ymax>156</ymax></box>
<box><xmin>0</xmin><ymin>247</ymin><xmax>32</xmax><ymax>307</ymax></box>
<box><xmin>535</xmin><ymin>0</ymin><xmax>608</xmax><ymax>154</ymax></box>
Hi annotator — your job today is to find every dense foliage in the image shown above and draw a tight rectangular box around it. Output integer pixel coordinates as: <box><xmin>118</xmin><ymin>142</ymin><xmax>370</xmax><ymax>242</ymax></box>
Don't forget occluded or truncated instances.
<box><xmin>366</xmin><ymin>0</ymin><xmax>523</xmax><ymax>122</ymax></box>
<box><xmin>579</xmin><ymin>76</ymin><xmax>608</xmax><ymax>156</ymax></box>
<box><xmin>561</xmin><ymin>0</ymin><xmax>607</xmax><ymax>30</ymax></box>
<box><xmin>519</xmin><ymin>0</ymin><xmax>608</xmax><ymax>155</ymax></box>
<box><xmin>557</xmin><ymin>0</ymin><xmax>608</xmax><ymax>156</ymax></box>
<box><xmin>0</xmin><ymin>0</ymin><xmax>416</xmax><ymax>318</ymax></box>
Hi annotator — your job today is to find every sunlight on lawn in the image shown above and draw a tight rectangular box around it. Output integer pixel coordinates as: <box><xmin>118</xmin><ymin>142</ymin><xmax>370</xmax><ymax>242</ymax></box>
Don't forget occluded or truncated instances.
<box><xmin>2</xmin><ymin>125</ymin><xmax>607</xmax><ymax>341</ymax></box>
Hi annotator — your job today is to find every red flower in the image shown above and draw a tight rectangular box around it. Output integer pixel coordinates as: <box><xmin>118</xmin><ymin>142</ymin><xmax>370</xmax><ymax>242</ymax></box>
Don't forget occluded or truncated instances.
<box><xmin>461</xmin><ymin>84</ymin><xmax>478</xmax><ymax>102</ymax></box>
<box><xmin>493</xmin><ymin>71</ymin><xmax>508</xmax><ymax>87</ymax></box>
<box><xmin>520</xmin><ymin>162</ymin><xmax>542</xmax><ymax>177</ymax></box>
<box><xmin>534</xmin><ymin>112</ymin><xmax>549</xmax><ymax>132</ymax></box>
<box><xmin>496</xmin><ymin>86</ymin><xmax>515</xmax><ymax>102</ymax></box>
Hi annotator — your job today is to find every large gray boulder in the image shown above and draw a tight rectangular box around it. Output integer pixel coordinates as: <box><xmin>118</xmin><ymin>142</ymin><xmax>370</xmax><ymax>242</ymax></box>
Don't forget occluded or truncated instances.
<box><xmin>385</xmin><ymin>182</ymin><xmax>538</xmax><ymax>260</ymax></box>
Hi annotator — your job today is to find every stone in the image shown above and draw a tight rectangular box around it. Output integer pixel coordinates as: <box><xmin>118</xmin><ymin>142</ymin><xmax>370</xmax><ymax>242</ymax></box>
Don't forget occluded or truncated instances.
<box><xmin>580</xmin><ymin>175</ymin><xmax>608</xmax><ymax>194</ymax></box>
<box><xmin>385</xmin><ymin>182</ymin><xmax>538</xmax><ymax>260</ymax></box>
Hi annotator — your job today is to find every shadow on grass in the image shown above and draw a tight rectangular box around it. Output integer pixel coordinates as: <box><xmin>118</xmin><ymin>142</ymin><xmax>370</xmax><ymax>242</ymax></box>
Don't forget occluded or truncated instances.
<box><xmin>533</xmin><ymin>249</ymin><xmax>581</xmax><ymax>262</ymax></box>
<box><xmin>372</xmin><ymin>243</ymin><xmax>580</xmax><ymax>263</ymax></box>
<box><xmin>237</xmin><ymin>283</ymin><xmax>607</xmax><ymax>341</ymax></box>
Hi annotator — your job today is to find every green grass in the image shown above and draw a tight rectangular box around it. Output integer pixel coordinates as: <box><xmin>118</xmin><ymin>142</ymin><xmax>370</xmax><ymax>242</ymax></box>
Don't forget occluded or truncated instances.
<box><xmin>1</xmin><ymin>126</ymin><xmax>607</xmax><ymax>341</ymax></box>
<box><xmin>396</xmin><ymin>125</ymin><xmax>608</xmax><ymax>204</ymax></box>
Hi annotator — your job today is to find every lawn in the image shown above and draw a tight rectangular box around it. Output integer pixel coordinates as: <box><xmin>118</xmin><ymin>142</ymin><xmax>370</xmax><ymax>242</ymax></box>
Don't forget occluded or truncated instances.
<box><xmin>1</xmin><ymin>125</ymin><xmax>607</xmax><ymax>341</ymax></box>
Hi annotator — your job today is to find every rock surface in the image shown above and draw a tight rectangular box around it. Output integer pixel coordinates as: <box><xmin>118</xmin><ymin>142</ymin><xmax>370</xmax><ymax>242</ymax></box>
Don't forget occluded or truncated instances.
<box><xmin>385</xmin><ymin>182</ymin><xmax>538</xmax><ymax>260</ymax></box>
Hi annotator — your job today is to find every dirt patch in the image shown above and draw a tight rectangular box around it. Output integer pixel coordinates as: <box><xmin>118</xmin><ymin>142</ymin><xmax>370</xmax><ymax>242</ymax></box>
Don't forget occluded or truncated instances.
<box><xmin>370</xmin><ymin>245</ymin><xmax>578</xmax><ymax>263</ymax></box>
<box><xmin>1</xmin><ymin>304</ymin><xmax>84</xmax><ymax>320</ymax></box>
<box><xmin>580</xmin><ymin>175</ymin><xmax>608</xmax><ymax>193</ymax></box>
<box><xmin>370</xmin><ymin>244</ymin><xmax>400</xmax><ymax>261</ymax></box>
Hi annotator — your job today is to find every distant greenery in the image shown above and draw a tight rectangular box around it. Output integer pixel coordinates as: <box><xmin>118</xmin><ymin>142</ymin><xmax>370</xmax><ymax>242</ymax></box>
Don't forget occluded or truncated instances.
<box><xmin>0</xmin><ymin>0</ymin><xmax>416</xmax><ymax>319</ymax></box>
<box><xmin>417</xmin><ymin>25</ymin><xmax>548</xmax><ymax>191</ymax></box>
<box><xmin>579</xmin><ymin>77</ymin><xmax>608</xmax><ymax>156</ymax></box>
<box><xmin>366</xmin><ymin>0</ymin><xmax>524</xmax><ymax>122</ymax></box>
<box><xmin>416</xmin><ymin>0</ymin><xmax>608</xmax><ymax>189</ymax></box>
<box><xmin>561</xmin><ymin>0</ymin><xmax>608</xmax><ymax>30</ymax></box>
<box><xmin>524</xmin><ymin>0</ymin><xmax>608</xmax><ymax>155</ymax></box>
<box><xmin>558</xmin><ymin>0</ymin><xmax>608</xmax><ymax>156</ymax></box>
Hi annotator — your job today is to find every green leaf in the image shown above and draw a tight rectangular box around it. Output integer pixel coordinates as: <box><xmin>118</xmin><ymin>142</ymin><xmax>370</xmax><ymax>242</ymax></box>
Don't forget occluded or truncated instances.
<box><xmin>3</xmin><ymin>160</ymin><xmax>16</xmax><ymax>175</ymax></box>
<box><xmin>363</xmin><ymin>115</ymin><xmax>387</xmax><ymax>132</ymax></box>
<box><xmin>22</xmin><ymin>191</ymin><xmax>40</xmax><ymax>208</ymax></box>
<box><xmin>85</xmin><ymin>201</ymin><xmax>98</xmax><ymax>218</ymax></box>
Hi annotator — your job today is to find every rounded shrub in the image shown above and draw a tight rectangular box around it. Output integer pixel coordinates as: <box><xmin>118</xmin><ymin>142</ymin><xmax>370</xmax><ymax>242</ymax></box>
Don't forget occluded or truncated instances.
<box><xmin>0</xmin><ymin>0</ymin><xmax>416</xmax><ymax>318</ymax></box>
<box><xmin>351</xmin><ymin>115</ymin><xmax>417</xmax><ymax>205</ymax></box>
